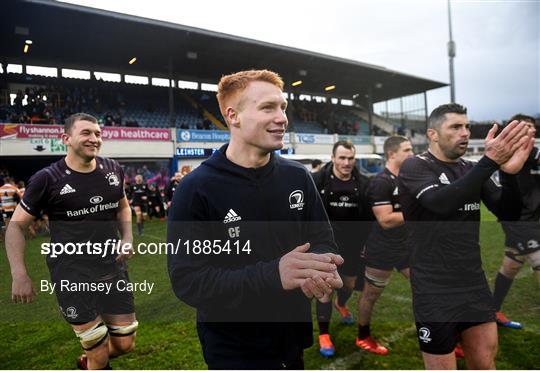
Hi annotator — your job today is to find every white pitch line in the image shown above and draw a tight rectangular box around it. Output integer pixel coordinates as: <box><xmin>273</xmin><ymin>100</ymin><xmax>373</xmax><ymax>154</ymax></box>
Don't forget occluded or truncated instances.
<box><xmin>380</xmin><ymin>324</ymin><xmax>417</xmax><ymax>343</ymax></box>
<box><xmin>385</xmin><ymin>294</ymin><xmax>412</xmax><ymax>303</ymax></box>
<box><xmin>324</xmin><ymin>350</ymin><xmax>367</xmax><ymax>370</ymax></box>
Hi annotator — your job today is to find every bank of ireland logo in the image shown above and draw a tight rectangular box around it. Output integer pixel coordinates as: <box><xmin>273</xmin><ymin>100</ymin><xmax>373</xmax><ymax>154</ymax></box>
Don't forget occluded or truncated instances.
<box><xmin>418</xmin><ymin>327</ymin><xmax>432</xmax><ymax>343</ymax></box>
<box><xmin>90</xmin><ymin>195</ymin><xmax>103</xmax><ymax>204</ymax></box>
<box><xmin>289</xmin><ymin>190</ymin><xmax>305</xmax><ymax>210</ymax></box>
<box><xmin>339</xmin><ymin>195</ymin><xmax>349</xmax><ymax>202</ymax></box>
<box><xmin>106</xmin><ymin>172</ymin><xmax>120</xmax><ymax>187</ymax></box>
<box><xmin>180</xmin><ymin>130</ymin><xmax>191</xmax><ymax>141</ymax></box>
<box><xmin>66</xmin><ymin>306</ymin><xmax>78</xmax><ymax>319</ymax></box>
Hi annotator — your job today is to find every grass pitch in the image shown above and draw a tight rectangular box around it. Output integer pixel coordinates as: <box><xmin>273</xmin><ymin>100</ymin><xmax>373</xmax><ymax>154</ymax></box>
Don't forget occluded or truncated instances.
<box><xmin>1</xmin><ymin>206</ymin><xmax>538</xmax><ymax>369</ymax></box>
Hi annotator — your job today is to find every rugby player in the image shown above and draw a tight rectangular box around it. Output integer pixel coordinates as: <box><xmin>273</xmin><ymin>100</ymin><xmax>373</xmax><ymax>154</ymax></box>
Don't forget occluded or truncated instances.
<box><xmin>6</xmin><ymin>113</ymin><xmax>137</xmax><ymax>370</ymax></box>
<box><xmin>147</xmin><ymin>182</ymin><xmax>165</xmax><ymax>220</ymax></box>
<box><xmin>398</xmin><ymin>103</ymin><xmax>534</xmax><ymax>369</ymax></box>
<box><xmin>130</xmin><ymin>174</ymin><xmax>149</xmax><ymax>235</ymax></box>
<box><xmin>357</xmin><ymin>136</ymin><xmax>413</xmax><ymax>355</ymax></box>
<box><xmin>0</xmin><ymin>177</ymin><xmax>22</xmax><ymax>228</ymax></box>
<box><xmin>165</xmin><ymin>171</ymin><xmax>183</xmax><ymax>210</ymax></box>
<box><xmin>493</xmin><ymin>113</ymin><xmax>540</xmax><ymax>329</ymax></box>
<box><xmin>312</xmin><ymin>140</ymin><xmax>372</xmax><ymax>357</ymax></box>
<box><xmin>311</xmin><ymin>159</ymin><xmax>323</xmax><ymax>173</ymax></box>
<box><xmin>167</xmin><ymin>69</ymin><xmax>344</xmax><ymax>369</ymax></box>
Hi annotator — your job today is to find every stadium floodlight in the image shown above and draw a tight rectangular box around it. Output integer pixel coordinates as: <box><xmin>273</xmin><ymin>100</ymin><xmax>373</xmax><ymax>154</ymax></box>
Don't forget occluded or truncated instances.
<box><xmin>27</xmin><ymin>65</ymin><xmax>57</xmax><ymax>77</ymax></box>
<box><xmin>94</xmin><ymin>71</ymin><xmax>121</xmax><ymax>82</ymax></box>
<box><xmin>25</xmin><ymin>39</ymin><xmax>33</xmax><ymax>45</ymax></box>
<box><xmin>129</xmin><ymin>57</ymin><xmax>137</xmax><ymax>64</ymax></box>
<box><xmin>324</xmin><ymin>85</ymin><xmax>336</xmax><ymax>91</ymax></box>
<box><xmin>7</xmin><ymin>64</ymin><xmax>23</xmax><ymax>74</ymax></box>
<box><xmin>291</xmin><ymin>80</ymin><xmax>302</xmax><ymax>87</ymax></box>
<box><xmin>62</xmin><ymin>68</ymin><xmax>91</xmax><ymax>80</ymax></box>
<box><xmin>125</xmin><ymin>74</ymin><xmax>148</xmax><ymax>85</ymax></box>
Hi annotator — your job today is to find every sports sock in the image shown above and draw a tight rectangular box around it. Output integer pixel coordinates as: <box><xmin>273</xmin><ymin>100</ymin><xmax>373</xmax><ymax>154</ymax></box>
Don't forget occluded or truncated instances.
<box><xmin>319</xmin><ymin>322</ymin><xmax>330</xmax><ymax>336</ymax></box>
<box><xmin>493</xmin><ymin>272</ymin><xmax>514</xmax><ymax>311</ymax></box>
<box><xmin>316</xmin><ymin>301</ymin><xmax>332</xmax><ymax>335</ymax></box>
<box><xmin>358</xmin><ymin>324</ymin><xmax>371</xmax><ymax>339</ymax></box>
<box><xmin>337</xmin><ymin>288</ymin><xmax>352</xmax><ymax>307</ymax></box>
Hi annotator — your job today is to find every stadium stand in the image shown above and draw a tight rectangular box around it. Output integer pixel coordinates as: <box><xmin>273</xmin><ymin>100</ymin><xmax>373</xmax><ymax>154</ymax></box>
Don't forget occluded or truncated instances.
<box><xmin>2</xmin><ymin>72</ymin><xmax>401</xmax><ymax>135</ymax></box>
<box><xmin>1</xmin><ymin>74</ymin><xmax>205</xmax><ymax>129</ymax></box>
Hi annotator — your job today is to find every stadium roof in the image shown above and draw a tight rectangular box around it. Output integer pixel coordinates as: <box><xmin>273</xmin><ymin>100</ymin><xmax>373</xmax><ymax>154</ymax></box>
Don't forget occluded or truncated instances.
<box><xmin>2</xmin><ymin>0</ymin><xmax>447</xmax><ymax>103</ymax></box>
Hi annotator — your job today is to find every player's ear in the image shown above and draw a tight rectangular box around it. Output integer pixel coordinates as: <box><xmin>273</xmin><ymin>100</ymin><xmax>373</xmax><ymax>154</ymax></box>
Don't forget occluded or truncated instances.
<box><xmin>427</xmin><ymin>128</ymin><xmax>438</xmax><ymax>142</ymax></box>
<box><xmin>225</xmin><ymin>107</ymin><xmax>240</xmax><ymax>128</ymax></box>
<box><xmin>61</xmin><ymin>132</ymin><xmax>70</xmax><ymax>145</ymax></box>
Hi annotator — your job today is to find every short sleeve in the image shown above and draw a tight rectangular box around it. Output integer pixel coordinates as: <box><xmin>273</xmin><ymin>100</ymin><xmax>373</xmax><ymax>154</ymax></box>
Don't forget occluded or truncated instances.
<box><xmin>114</xmin><ymin>161</ymin><xmax>126</xmax><ymax>197</ymax></box>
<box><xmin>368</xmin><ymin>174</ymin><xmax>394</xmax><ymax>207</ymax></box>
<box><xmin>20</xmin><ymin>169</ymin><xmax>50</xmax><ymax>216</ymax></box>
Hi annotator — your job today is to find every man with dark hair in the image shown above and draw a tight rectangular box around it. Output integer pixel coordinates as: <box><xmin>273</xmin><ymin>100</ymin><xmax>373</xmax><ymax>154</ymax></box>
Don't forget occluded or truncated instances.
<box><xmin>357</xmin><ymin>135</ymin><xmax>413</xmax><ymax>355</ymax></box>
<box><xmin>311</xmin><ymin>159</ymin><xmax>323</xmax><ymax>173</ymax></box>
<box><xmin>492</xmin><ymin>113</ymin><xmax>540</xmax><ymax>329</ymax></box>
<box><xmin>167</xmin><ymin>70</ymin><xmax>343</xmax><ymax>369</ymax></box>
<box><xmin>64</xmin><ymin>112</ymin><xmax>98</xmax><ymax>134</ymax></box>
<box><xmin>312</xmin><ymin>140</ymin><xmax>373</xmax><ymax>357</ymax></box>
<box><xmin>398</xmin><ymin>103</ymin><xmax>534</xmax><ymax>369</ymax></box>
<box><xmin>6</xmin><ymin>113</ymin><xmax>137</xmax><ymax>370</ymax></box>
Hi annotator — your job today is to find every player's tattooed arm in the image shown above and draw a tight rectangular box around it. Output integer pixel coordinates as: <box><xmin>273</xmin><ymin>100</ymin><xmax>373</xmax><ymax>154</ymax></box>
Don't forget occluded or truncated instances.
<box><xmin>5</xmin><ymin>205</ymin><xmax>37</xmax><ymax>304</ymax></box>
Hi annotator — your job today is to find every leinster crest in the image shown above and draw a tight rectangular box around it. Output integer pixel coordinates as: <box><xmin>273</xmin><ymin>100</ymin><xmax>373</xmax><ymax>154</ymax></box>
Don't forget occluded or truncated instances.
<box><xmin>106</xmin><ymin>172</ymin><xmax>120</xmax><ymax>187</ymax></box>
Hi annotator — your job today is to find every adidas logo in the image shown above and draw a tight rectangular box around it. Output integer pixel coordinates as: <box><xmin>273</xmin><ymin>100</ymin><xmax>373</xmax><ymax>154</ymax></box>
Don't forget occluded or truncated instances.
<box><xmin>60</xmin><ymin>184</ymin><xmax>76</xmax><ymax>195</ymax></box>
<box><xmin>223</xmin><ymin>209</ymin><xmax>242</xmax><ymax>224</ymax></box>
<box><xmin>439</xmin><ymin>173</ymin><xmax>450</xmax><ymax>185</ymax></box>
<box><xmin>392</xmin><ymin>187</ymin><xmax>399</xmax><ymax>196</ymax></box>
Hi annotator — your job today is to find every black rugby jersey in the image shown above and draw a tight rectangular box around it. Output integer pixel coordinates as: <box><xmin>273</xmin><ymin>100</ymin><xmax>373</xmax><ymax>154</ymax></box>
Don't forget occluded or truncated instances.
<box><xmin>130</xmin><ymin>183</ymin><xmax>149</xmax><ymax>204</ymax></box>
<box><xmin>147</xmin><ymin>189</ymin><xmax>162</xmax><ymax>206</ymax></box>
<box><xmin>365</xmin><ymin>168</ymin><xmax>409</xmax><ymax>250</ymax></box>
<box><xmin>398</xmin><ymin>151</ymin><xmax>520</xmax><ymax>294</ymax></box>
<box><xmin>513</xmin><ymin>147</ymin><xmax>540</xmax><ymax>221</ymax></box>
<box><xmin>21</xmin><ymin>157</ymin><xmax>125</xmax><ymax>266</ymax></box>
<box><xmin>166</xmin><ymin>180</ymin><xmax>179</xmax><ymax>202</ymax></box>
<box><xmin>326</xmin><ymin>175</ymin><xmax>363</xmax><ymax>248</ymax></box>
<box><xmin>326</xmin><ymin>176</ymin><xmax>361</xmax><ymax>221</ymax></box>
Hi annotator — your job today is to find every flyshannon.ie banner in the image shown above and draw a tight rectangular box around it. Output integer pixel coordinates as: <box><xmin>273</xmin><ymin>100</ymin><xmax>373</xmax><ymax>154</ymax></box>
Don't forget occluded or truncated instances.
<box><xmin>0</xmin><ymin>124</ymin><xmax>171</xmax><ymax>141</ymax></box>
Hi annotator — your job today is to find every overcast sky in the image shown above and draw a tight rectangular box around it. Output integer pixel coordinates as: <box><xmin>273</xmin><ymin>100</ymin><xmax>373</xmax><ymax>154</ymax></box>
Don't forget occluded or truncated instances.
<box><xmin>61</xmin><ymin>0</ymin><xmax>539</xmax><ymax>122</ymax></box>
